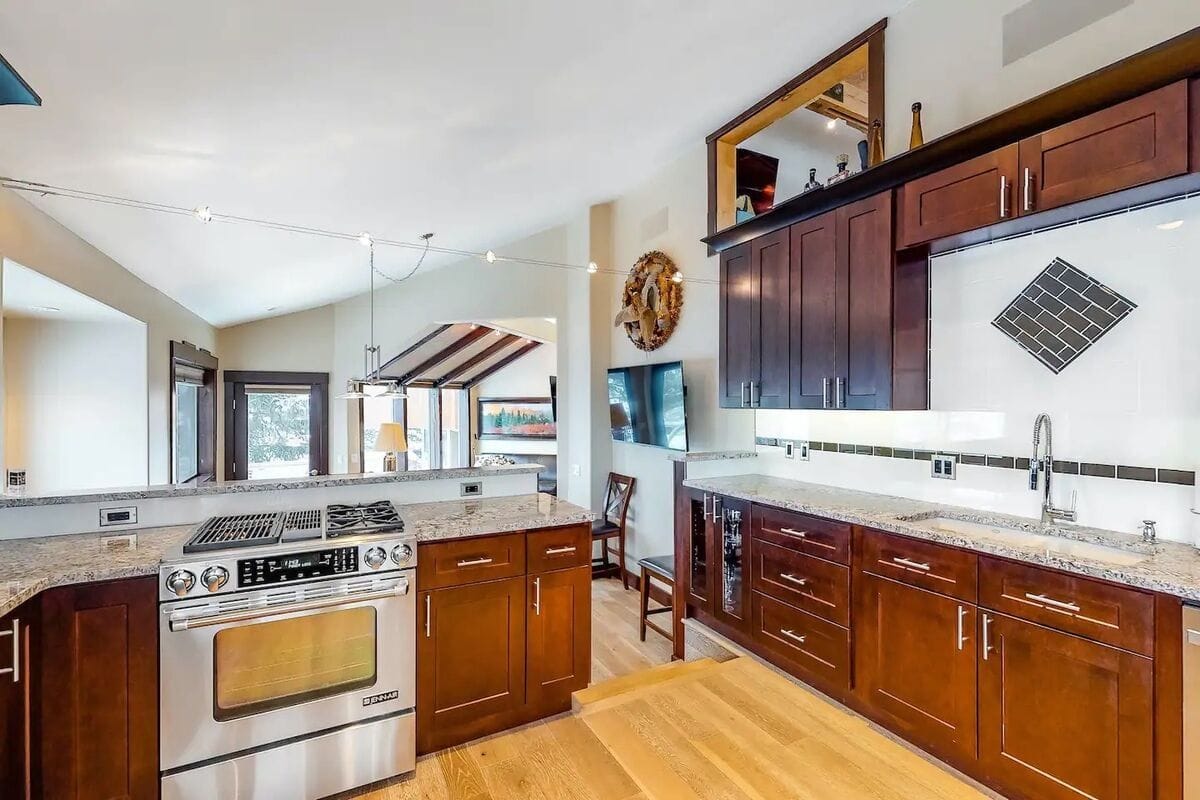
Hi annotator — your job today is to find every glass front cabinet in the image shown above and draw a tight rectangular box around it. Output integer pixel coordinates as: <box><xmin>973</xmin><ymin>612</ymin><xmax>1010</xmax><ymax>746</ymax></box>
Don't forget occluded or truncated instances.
<box><xmin>683</xmin><ymin>489</ymin><xmax>751</xmax><ymax>634</ymax></box>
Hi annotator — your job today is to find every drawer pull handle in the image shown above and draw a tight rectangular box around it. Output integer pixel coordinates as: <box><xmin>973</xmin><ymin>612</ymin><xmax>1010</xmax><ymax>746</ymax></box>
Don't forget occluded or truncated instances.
<box><xmin>456</xmin><ymin>557</ymin><xmax>494</xmax><ymax>568</ymax></box>
<box><xmin>533</xmin><ymin>576</ymin><xmax>541</xmax><ymax>615</ymax></box>
<box><xmin>779</xmin><ymin>573</ymin><xmax>809</xmax><ymax>587</ymax></box>
<box><xmin>424</xmin><ymin>595</ymin><xmax>431</xmax><ymax>639</ymax></box>
<box><xmin>780</xmin><ymin>629</ymin><xmax>807</xmax><ymax>645</ymax></box>
<box><xmin>545</xmin><ymin>546</ymin><xmax>577</xmax><ymax>555</ymax></box>
<box><xmin>779</xmin><ymin>527</ymin><xmax>808</xmax><ymax>539</ymax></box>
<box><xmin>956</xmin><ymin>605</ymin><xmax>968</xmax><ymax>651</ymax></box>
<box><xmin>1024</xmin><ymin>592</ymin><xmax>1081</xmax><ymax>613</ymax></box>
<box><xmin>891</xmin><ymin>557</ymin><xmax>931</xmax><ymax>572</ymax></box>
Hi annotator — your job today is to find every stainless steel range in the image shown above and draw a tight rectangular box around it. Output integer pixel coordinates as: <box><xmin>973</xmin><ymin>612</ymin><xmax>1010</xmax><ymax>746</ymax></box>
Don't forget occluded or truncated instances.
<box><xmin>159</xmin><ymin>501</ymin><xmax>416</xmax><ymax>800</ymax></box>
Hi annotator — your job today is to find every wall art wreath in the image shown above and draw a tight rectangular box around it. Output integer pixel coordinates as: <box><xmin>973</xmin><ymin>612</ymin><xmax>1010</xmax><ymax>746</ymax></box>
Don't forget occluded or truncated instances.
<box><xmin>613</xmin><ymin>250</ymin><xmax>684</xmax><ymax>351</ymax></box>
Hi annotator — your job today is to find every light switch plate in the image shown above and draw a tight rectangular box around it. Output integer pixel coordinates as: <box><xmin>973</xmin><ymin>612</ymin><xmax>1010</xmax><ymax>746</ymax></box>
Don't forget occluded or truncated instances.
<box><xmin>931</xmin><ymin>454</ymin><xmax>957</xmax><ymax>480</ymax></box>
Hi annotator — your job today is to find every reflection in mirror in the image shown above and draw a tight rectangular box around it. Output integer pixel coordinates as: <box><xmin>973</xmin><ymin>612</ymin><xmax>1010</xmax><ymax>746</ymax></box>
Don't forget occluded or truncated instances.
<box><xmin>2</xmin><ymin>259</ymin><xmax>149</xmax><ymax>496</ymax></box>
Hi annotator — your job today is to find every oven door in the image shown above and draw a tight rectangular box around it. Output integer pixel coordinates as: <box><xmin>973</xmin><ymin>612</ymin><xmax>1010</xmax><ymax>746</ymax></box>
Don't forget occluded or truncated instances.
<box><xmin>160</xmin><ymin>573</ymin><xmax>415</xmax><ymax>772</ymax></box>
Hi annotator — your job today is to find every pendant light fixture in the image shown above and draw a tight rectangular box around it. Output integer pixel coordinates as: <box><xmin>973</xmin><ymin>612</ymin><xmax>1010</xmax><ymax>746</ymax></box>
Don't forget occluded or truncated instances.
<box><xmin>337</xmin><ymin>235</ymin><xmax>407</xmax><ymax>400</ymax></box>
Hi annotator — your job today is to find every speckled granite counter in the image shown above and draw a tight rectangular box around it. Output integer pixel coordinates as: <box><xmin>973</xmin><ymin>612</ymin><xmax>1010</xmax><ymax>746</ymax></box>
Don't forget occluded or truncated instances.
<box><xmin>0</xmin><ymin>493</ymin><xmax>594</xmax><ymax>616</ymax></box>
<box><xmin>0</xmin><ymin>463</ymin><xmax>543</xmax><ymax>509</ymax></box>
<box><xmin>667</xmin><ymin>450</ymin><xmax>758</xmax><ymax>463</ymax></box>
<box><xmin>684</xmin><ymin>474</ymin><xmax>1200</xmax><ymax>601</ymax></box>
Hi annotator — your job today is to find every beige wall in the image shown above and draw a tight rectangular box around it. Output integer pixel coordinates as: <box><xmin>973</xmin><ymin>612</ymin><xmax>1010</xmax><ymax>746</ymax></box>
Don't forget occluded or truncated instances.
<box><xmin>0</xmin><ymin>187</ymin><xmax>216</xmax><ymax>485</ymax></box>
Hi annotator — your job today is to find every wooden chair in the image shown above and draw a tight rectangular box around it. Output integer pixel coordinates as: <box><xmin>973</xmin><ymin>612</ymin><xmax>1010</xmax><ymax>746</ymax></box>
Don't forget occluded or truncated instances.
<box><xmin>637</xmin><ymin>555</ymin><xmax>675</xmax><ymax>647</ymax></box>
<box><xmin>592</xmin><ymin>472</ymin><xmax>635</xmax><ymax>589</ymax></box>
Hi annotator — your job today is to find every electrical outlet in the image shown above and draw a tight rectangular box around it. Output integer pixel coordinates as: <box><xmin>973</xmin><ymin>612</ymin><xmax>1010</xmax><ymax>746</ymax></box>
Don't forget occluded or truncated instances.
<box><xmin>931</xmin><ymin>454</ymin><xmax>957</xmax><ymax>480</ymax></box>
<box><xmin>99</xmin><ymin>506</ymin><xmax>138</xmax><ymax>527</ymax></box>
<box><xmin>460</xmin><ymin>481</ymin><xmax>483</xmax><ymax>497</ymax></box>
<box><xmin>797</xmin><ymin>440</ymin><xmax>810</xmax><ymax>461</ymax></box>
<box><xmin>784</xmin><ymin>441</ymin><xmax>795</xmax><ymax>459</ymax></box>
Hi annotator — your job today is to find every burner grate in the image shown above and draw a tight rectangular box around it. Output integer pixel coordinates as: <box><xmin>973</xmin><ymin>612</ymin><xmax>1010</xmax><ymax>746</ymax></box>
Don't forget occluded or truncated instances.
<box><xmin>184</xmin><ymin>513</ymin><xmax>281</xmax><ymax>553</ymax></box>
<box><xmin>326</xmin><ymin>501</ymin><xmax>404</xmax><ymax>537</ymax></box>
<box><xmin>281</xmin><ymin>509</ymin><xmax>322</xmax><ymax>533</ymax></box>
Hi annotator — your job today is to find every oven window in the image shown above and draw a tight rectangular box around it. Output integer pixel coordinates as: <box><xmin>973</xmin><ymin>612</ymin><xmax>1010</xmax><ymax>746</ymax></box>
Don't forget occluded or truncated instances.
<box><xmin>213</xmin><ymin>607</ymin><xmax>377</xmax><ymax>720</ymax></box>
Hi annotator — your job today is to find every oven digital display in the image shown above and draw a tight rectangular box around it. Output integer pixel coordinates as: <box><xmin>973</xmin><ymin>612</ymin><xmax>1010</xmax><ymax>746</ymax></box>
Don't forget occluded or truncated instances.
<box><xmin>237</xmin><ymin>547</ymin><xmax>358</xmax><ymax>586</ymax></box>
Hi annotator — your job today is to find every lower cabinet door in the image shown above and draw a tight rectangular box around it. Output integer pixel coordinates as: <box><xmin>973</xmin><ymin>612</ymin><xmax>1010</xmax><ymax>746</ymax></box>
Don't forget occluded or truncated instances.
<box><xmin>0</xmin><ymin>604</ymin><xmax>32</xmax><ymax>800</ymax></box>
<box><xmin>978</xmin><ymin>612</ymin><xmax>1153</xmax><ymax>800</ymax></box>
<box><xmin>39</xmin><ymin>577</ymin><xmax>159</xmax><ymax>800</ymax></box>
<box><xmin>855</xmin><ymin>573</ymin><xmax>977</xmax><ymax>762</ymax></box>
<box><xmin>527</xmin><ymin>566</ymin><xmax>591</xmax><ymax>710</ymax></box>
<box><xmin>417</xmin><ymin>577</ymin><xmax>526</xmax><ymax>753</ymax></box>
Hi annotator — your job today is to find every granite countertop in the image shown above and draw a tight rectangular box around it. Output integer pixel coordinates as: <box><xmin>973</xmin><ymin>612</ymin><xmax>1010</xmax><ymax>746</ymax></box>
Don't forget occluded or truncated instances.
<box><xmin>0</xmin><ymin>464</ymin><xmax>543</xmax><ymax>509</ymax></box>
<box><xmin>667</xmin><ymin>450</ymin><xmax>758</xmax><ymax>463</ymax></box>
<box><xmin>0</xmin><ymin>493</ymin><xmax>594</xmax><ymax>616</ymax></box>
<box><xmin>684</xmin><ymin>474</ymin><xmax>1200</xmax><ymax>601</ymax></box>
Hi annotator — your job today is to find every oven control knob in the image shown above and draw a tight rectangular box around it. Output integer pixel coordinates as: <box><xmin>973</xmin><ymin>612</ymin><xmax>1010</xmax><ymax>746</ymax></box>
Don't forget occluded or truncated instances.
<box><xmin>364</xmin><ymin>547</ymin><xmax>387</xmax><ymax>569</ymax></box>
<box><xmin>166</xmin><ymin>569</ymin><xmax>196</xmax><ymax>597</ymax></box>
<box><xmin>201</xmin><ymin>566</ymin><xmax>229</xmax><ymax>593</ymax></box>
<box><xmin>391</xmin><ymin>544</ymin><xmax>413</xmax><ymax>565</ymax></box>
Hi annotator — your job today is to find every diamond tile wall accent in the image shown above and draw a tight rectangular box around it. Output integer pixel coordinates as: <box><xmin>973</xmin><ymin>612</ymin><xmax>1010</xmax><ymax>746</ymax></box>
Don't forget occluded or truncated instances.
<box><xmin>992</xmin><ymin>258</ymin><xmax>1136</xmax><ymax>373</ymax></box>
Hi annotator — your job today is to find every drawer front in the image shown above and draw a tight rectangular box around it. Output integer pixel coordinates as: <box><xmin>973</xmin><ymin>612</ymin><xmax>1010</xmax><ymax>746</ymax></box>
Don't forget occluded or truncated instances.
<box><xmin>752</xmin><ymin>592</ymin><xmax>850</xmax><ymax>693</ymax></box>
<box><xmin>979</xmin><ymin>556</ymin><xmax>1154</xmax><ymax>656</ymax></box>
<box><xmin>418</xmin><ymin>532</ymin><xmax>527</xmax><ymax>589</ymax></box>
<box><xmin>752</xmin><ymin>539</ymin><xmax>850</xmax><ymax>627</ymax></box>
<box><xmin>752</xmin><ymin>505</ymin><xmax>850</xmax><ymax>565</ymax></box>
<box><xmin>860</xmin><ymin>528</ymin><xmax>977</xmax><ymax>602</ymax></box>
<box><xmin>527</xmin><ymin>524</ymin><xmax>591</xmax><ymax>573</ymax></box>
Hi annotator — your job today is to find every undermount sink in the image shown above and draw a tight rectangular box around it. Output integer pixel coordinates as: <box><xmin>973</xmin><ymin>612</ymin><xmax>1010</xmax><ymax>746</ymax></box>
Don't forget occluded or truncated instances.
<box><xmin>907</xmin><ymin>516</ymin><xmax>1149</xmax><ymax>567</ymax></box>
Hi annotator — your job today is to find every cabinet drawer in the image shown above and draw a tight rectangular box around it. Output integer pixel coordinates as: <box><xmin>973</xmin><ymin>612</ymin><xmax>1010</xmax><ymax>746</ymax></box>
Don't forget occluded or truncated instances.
<box><xmin>752</xmin><ymin>505</ymin><xmax>850</xmax><ymax>565</ymax></box>
<box><xmin>527</xmin><ymin>525</ymin><xmax>591</xmax><ymax>573</ymax></box>
<box><xmin>752</xmin><ymin>592</ymin><xmax>850</xmax><ymax>693</ymax></box>
<box><xmin>979</xmin><ymin>556</ymin><xmax>1154</xmax><ymax>656</ymax></box>
<box><xmin>860</xmin><ymin>528</ymin><xmax>977</xmax><ymax>602</ymax></box>
<box><xmin>418</xmin><ymin>533</ymin><xmax>526</xmax><ymax>590</ymax></box>
<box><xmin>752</xmin><ymin>539</ymin><xmax>850</xmax><ymax>627</ymax></box>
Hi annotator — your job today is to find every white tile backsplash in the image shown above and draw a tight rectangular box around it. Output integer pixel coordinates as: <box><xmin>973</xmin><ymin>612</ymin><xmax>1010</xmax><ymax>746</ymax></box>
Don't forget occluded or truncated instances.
<box><xmin>756</xmin><ymin>194</ymin><xmax>1200</xmax><ymax>541</ymax></box>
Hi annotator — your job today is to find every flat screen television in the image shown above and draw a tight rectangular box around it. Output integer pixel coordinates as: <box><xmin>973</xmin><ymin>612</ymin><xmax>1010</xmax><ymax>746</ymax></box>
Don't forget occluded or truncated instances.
<box><xmin>607</xmin><ymin>361</ymin><xmax>688</xmax><ymax>451</ymax></box>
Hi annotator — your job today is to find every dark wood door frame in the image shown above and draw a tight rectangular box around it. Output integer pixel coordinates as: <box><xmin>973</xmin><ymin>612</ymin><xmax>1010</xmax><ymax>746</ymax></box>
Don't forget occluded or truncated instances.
<box><xmin>223</xmin><ymin>370</ymin><xmax>329</xmax><ymax>481</ymax></box>
<box><xmin>170</xmin><ymin>341</ymin><xmax>218</xmax><ymax>485</ymax></box>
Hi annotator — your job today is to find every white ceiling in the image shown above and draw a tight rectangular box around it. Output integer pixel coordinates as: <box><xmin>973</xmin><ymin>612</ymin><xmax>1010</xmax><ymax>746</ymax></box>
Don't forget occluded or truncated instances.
<box><xmin>2</xmin><ymin>259</ymin><xmax>139</xmax><ymax>323</ymax></box>
<box><xmin>0</xmin><ymin>1</ymin><xmax>906</xmax><ymax>327</ymax></box>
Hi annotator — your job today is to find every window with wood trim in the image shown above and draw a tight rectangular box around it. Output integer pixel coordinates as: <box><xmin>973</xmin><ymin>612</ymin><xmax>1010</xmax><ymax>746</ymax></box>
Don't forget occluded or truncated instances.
<box><xmin>170</xmin><ymin>341</ymin><xmax>218</xmax><ymax>484</ymax></box>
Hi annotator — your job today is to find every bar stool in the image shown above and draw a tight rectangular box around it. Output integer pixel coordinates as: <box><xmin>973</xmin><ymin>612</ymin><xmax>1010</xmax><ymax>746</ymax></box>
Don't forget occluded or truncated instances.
<box><xmin>637</xmin><ymin>555</ymin><xmax>675</xmax><ymax>645</ymax></box>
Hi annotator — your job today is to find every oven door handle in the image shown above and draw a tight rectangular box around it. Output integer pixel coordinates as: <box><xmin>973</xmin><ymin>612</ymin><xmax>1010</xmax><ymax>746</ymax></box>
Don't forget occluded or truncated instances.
<box><xmin>167</xmin><ymin>579</ymin><xmax>409</xmax><ymax>632</ymax></box>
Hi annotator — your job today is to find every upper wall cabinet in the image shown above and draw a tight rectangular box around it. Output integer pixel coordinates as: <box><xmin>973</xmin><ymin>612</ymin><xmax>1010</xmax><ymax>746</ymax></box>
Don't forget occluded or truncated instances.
<box><xmin>898</xmin><ymin>80</ymin><xmax>1191</xmax><ymax>248</ymax></box>
<box><xmin>719</xmin><ymin>228</ymin><xmax>791</xmax><ymax>409</ymax></box>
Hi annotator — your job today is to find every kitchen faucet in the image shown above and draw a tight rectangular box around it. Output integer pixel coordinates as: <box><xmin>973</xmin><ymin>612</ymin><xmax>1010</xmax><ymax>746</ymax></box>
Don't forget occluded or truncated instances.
<box><xmin>1030</xmin><ymin>413</ymin><xmax>1077</xmax><ymax>524</ymax></box>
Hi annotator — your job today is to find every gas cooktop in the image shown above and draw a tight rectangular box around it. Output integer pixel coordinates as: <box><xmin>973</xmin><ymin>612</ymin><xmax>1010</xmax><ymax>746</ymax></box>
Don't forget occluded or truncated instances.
<box><xmin>180</xmin><ymin>501</ymin><xmax>405</xmax><ymax>554</ymax></box>
<box><xmin>326</xmin><ymin>500</ymin><xmax>405</xmax><ymax>538</ymax></box>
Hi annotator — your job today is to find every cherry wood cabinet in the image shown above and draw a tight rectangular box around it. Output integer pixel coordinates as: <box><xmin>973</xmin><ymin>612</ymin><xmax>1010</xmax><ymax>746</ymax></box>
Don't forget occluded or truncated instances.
<box><xmin>855</xmin><ymin>572</ymin><xmax>978</xmax><ymax>762</ymax></box>
<box><xmin>683</xmin><ymin>487</ymin><xmax>716</xmax><ymax>612</ymax></box>
<box><xmin>718</xmin><ymin>229</ymin><xmax>790</xmax><ymax>409</ymax></box>
<box><xmin>711</xmin><ymin>495</ymin><xmax>751</xmax><ymax>632</ymax></box>
<box><xmin>788</xmin><ymin>209</ymin><xmax>838</xmax><ymax>408</ymax></box>
<box><xmin>416</xmin><ymin>525</ymin><xmax>592</xmax><ymax>754</ymax></box>
<box><xmin>0</xmin><ymin>602</ymin><xmax>32</xmax><ymax>800</ymax></box>
<box><xmin>752</xmin><ymin>591</ymin><xmax>850</xmax><ymax>696</ymax></box>
<box><xmin>38</xmin><ymin>577</ymin><xmax>159</xmax><ymax>800</ymax></box>
<box><xmin>979</xmin><ymin>611</ymin><xmax>1154</xmax><ymax>800</ymax></box>
<box><xmin>527</xmin><ymin>566</ymin><xmax>590</xmax><ymax>708</ymax></box>
<box><xmin>897</xmin><ymin>145</ymin><xmax>1018</xmax><ymax>248</ymax></box>
<box><xmin>1018</xmin><ymin>81</ymin><xmax>1189</xmax><ymax>216</ymax></box>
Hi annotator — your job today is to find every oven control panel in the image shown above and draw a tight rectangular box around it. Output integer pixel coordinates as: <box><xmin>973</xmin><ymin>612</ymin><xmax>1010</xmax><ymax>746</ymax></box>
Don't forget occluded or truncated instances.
<box><xmin>237</xmin><ymin>546</ymin><xmax>359</xmax><ymax>587</ymax></box>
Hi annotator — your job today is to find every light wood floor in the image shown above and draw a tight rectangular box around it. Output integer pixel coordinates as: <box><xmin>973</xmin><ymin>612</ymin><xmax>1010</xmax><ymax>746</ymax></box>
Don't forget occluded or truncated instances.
<box><xmin>347</xmin><ymin>578</ymin><xmax>994</xmax><ymax>800</ymax></box>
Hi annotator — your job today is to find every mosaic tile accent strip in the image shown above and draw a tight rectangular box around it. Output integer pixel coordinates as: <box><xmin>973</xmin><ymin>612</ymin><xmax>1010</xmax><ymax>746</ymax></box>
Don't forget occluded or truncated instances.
<box><xmin>757</xmin><ymin>440</ymin><xmax>1194</xmax><ymax>486</ymax></box>
<box><xmin>992</xmin><ymin>258</ymin><xmax>1136</xmax><ymax>373</ymax></box>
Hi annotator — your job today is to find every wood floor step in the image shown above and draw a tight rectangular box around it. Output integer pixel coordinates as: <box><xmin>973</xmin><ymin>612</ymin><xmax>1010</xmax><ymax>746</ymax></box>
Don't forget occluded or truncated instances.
<box><xmin>572</xmin><ymin>657</ymin><xmax>727</xmax><ymax>713</ymax></box>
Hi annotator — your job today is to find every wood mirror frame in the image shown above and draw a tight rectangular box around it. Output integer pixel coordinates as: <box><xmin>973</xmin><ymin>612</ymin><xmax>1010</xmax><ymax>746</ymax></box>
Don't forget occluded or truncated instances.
<box><xmin>706</xmin><ymin>20</ymin><xmax>887</xmax><ymax>240</ymax></box>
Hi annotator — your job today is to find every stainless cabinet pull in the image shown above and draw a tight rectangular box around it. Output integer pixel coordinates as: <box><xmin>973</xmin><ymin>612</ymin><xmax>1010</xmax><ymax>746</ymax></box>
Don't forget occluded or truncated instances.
<box><xmin>424</xmin><ymin>595</ymin><xmax>431</xmax><ymax>638</ymax></box>
<box><xmin>740</xmin><ymin>381</ymin><xmax>750</xmax><ymax>407</ymax></box>
<box><xmin>956</xmin><ymin>605</ymin><xmax>967</xmax><ymax>651</ymax></box>
<box><xmin>1023</xmin><ymin>167</ymin><xmax>1034</xmax><ymax>212</ymax></box>
<box><xmin>702</xmin><ymin>492</ymin><xmax>711</xmax><ymax>522</ymax></box>
<box><xmin>1024</xmin><ymin>592</ymin><xmax>1081</xmax><ymax>613</ymax></box>
<box><xmin>545</xmin><ymin>546</ymin><xmax>577</xmax><ymax>556</ymax></box>
<box><xmin>779</xmin><ymin>527</ymin><xmax>808</xmax><ymax>538</ymax></box>
<box><xmin>780</xmin><ymin>573</ymin><xmax>809</xmax><ymax>587</ymax></box>
<box><xmin>0</xmin><ymin>618</ymin><xmax>19</xmax><ymax>683</ymax></box>
<box><xmin>982</xmin><ymin>613</ymin><xmax>993</xmax><ymax>660</ymax></box>
<box><xmin>456</xmin><ymin>557</ymin><xmax>494</xmax><ymax>568</ymax></box>
<box><xmin>750</xmin><ymin>381</ymin><xmax>759</xmax><ymax>407</ymax></box>
<box><xmin>533</xmin><ymin>577</ymin><xmax>541</xmax><ymax>615</ymax></box>
<box><xmin>822</xmin><ymin>377</ymin><xmax>831</xmax><ymax>409</ymax></box>
<box><xmin>714</xmin><ymin>497</ymin><xmax>723</xmax><ymax>522</ymax></box>
<box><xmin>891</xmin><ymin>557</ymin><xmax>932</xmax><ymax>572</ymax></box>
<box><xmin>780</xmin><ymin>628</ymin><xmax>807</xmax><ymax>645</ymax></box>
<box><xmin>999</xmin><ymin>175</ymin><xmax>1009</xmax><ymax>218</ymax></box>
<box><xmin>836</xmin><ymin>377</ymin><xmax>846</xmax><ymax>409</ymax></box>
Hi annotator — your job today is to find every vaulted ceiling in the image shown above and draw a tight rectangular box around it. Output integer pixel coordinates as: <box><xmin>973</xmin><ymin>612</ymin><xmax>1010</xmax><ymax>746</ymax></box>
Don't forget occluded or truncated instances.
<box><xmin>0</xmin><ymin>1</ymin><xmax>906</xmax><ymax>326</ymax></box>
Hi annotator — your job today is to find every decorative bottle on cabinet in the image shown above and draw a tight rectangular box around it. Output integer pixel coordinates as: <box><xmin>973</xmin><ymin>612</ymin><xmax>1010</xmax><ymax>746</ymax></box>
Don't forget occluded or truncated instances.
<box><xmin>868</xmin><ymin>120</ymin><xmax>885</xmax><ymax>166</ymax></box>
<box><xmin>909</xmin><ymin>102</ymin><xmax>924</xmax><ymax>149</ymax></box>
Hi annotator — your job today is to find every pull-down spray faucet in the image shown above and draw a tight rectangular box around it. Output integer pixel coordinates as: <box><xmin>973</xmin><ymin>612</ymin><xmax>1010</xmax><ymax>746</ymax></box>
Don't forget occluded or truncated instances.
<box><xmin>1030</xmin><ymin>413</ymin><xmax>1077</xmax><ymax>524</ymax></box>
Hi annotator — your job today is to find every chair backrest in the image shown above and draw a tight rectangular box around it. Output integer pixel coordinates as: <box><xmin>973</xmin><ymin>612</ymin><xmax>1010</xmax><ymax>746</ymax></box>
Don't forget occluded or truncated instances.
<box><xmin>603</xmin><ymin>472</ymin><xmax>636</xmax><ymax>528</ymax></box>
